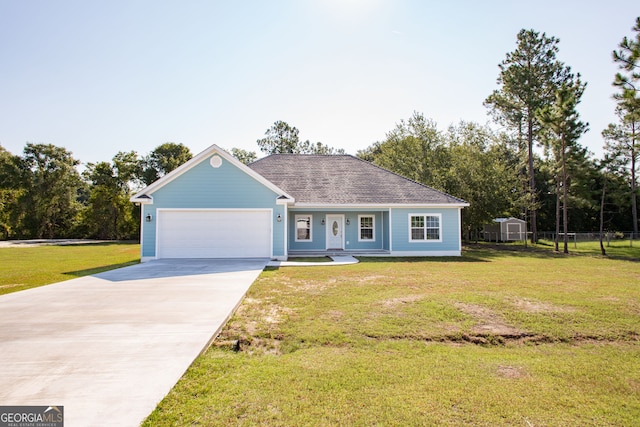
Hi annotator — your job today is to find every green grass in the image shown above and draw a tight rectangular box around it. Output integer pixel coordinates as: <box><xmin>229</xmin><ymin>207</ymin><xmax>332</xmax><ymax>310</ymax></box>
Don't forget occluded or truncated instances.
<box><xmin>536</xmin><ymin>238</ymin><xmax>640</xmax><ymax>260</ymax></box>
<box><xmin>0</xmin><ymin>242</ymin><xmax>140</xmax><ymax>295</ymax></box>
<box><xmin>143</xmin><ymin>246</ymin><xmax>640</xmax><ymax>426</ymax></box>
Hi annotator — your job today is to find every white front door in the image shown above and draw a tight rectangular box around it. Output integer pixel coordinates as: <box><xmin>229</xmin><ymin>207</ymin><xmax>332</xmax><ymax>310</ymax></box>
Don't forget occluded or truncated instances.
<box><xmin>326</xmin><ymin>215</ymin><xmax>344</xmax><ymax>250</ymax></box>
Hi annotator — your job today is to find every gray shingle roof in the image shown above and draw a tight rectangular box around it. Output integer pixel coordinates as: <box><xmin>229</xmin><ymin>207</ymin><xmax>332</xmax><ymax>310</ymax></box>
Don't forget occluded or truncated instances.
<box><xmin>248</xmin><ymin>154</ymin><xmax>467</xmax><ymax>205</ymax></box>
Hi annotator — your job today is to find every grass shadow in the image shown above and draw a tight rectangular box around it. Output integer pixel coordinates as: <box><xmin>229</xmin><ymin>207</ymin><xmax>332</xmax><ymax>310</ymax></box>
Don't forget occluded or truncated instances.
<box><xmin>57</xmin><ymin>240</ymin><xmax>140</xmax><ymax>249</ymax></box>
<box><xmin>603</xmin><ymin>254</ymin><xmax>640</xmax><ymax>263</ymax></box>
<box><xmin>357</xmin><ymin>245</ymin><xmax>564</xmax><ymax>264</ymax></box>
<box><xmin>356</xmin><ymin>253</ymin><xmax>493</xmax><ymax>264</ymax></box>
<box><xmin>355</xmin><ymin>243</ymin><xmax>637</xmax><ymax>265</ymax></box>
<box><xmin>63</xmin><ymin>260</ymin><xmax>140</xmax><ymax>278</ymax></box>
<box><xmin>468</xmin><ymin>241</ymin><xmax>640</xmax><ymax>263</ymax></box>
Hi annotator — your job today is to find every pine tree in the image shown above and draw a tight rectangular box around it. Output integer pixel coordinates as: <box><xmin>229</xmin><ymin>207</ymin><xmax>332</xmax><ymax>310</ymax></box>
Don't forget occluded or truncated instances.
<box><xmin>610</xmin><ymin>17</ymin><xmax>640</xmax><ymax>239</ymax></box>
<box><xmin>485</xmin><ymin>29</ymin><xmax>574</xmax><ymax>243</ymax></box>
<box><xmin>537</xmin><ymin>80</ymin><xmax>588</xmax><ymax>253</ymax></box>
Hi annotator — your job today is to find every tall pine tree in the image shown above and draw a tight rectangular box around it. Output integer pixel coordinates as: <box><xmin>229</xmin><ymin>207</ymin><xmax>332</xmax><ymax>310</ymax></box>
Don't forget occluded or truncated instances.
<box><xmin>609</xmin><ymin>17</ymin><xmax>640</xmax><ymax>238</ymax></box>
<box><xmin>537</xmin><ymin>80</ymin><xmax>588</xmax><ymax>253</ymax></box>
<box><xmin>485</xmin><ymin>29</ymin><xmax>574</xmax><ymax>243</ymax></box>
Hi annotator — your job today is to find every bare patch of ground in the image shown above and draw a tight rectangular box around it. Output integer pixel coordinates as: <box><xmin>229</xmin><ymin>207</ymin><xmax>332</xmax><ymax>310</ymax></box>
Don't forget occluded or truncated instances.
<box><xmin>218</xmin><ymin>297</ymin><xmax>294</xmax><ymax>355</ymax></box>
<box><xmin>0</xmin><ymin>284</ymin><xmax>24</xmax><ymax>289</ymax></box>
<box><xmin>296</xmin><ymin>278</ymin><xmax>337</xmax><ymax>292</ymax></box>
<box><xmin>323</xmin><ymin>310</ymin><xmax>345</xmax><ymax>321</ymax></box>
<box><xmin>263</xmin><ymin>305</ymin><xmax>294</xmax><ymax>324</ymax></box>
<box><xmin>356</xmin><ymin>275</ymin><xmax>387</xmax><ymax>283</ymax></box>
<box><xmin>455</xmin><ymin>302</ymin><xmax>524</xmax><ymax>336</ymax></box>
<box><xmin>495</xmin><ymin>365</ymin><xmax>527</xmax><ymax>379</ymax></box>
<box><xmin>510</xmin><ymin>297</ymin><xmax>576</xmax><ymax>313</ymax></box>
<box><xmin>381</xmin><ymin>294</ymin><xmax>425</xmax><ymax>308</ymax></box>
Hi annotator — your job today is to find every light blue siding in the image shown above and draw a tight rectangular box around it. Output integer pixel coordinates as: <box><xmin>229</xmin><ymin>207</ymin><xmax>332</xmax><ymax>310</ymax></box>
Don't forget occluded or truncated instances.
<box><xmin>141</xmin><ymin>155</ymin><xmax>284</xmax><ymax>258</ymax></box>
<box><xmin>141</xmin><ymin>206</ymin><xmax>156</xmax><ymax>258</ymax></box>
<box><xmin>382</xmin><ymin>211</ymin><xmax>390</xmax><ymax>250</ymax></box>
<box><xmin>288</xmin><ymin>209</ymin><xmax>388</xmax><ymax>251</ymax></box>
<box><xmin>390</xmin><ymin>207</ymin><xmax>461</xmax><ymax>254</ymax></box>
<box><xmin>288</xmin><ymin>212</ymin><xmax>326</xmax><ymax>251</ymax></box>
<box><xmin>344</xmin><ymin>213</ymin><xmax>384</xmax><ymax>250</ymax></box>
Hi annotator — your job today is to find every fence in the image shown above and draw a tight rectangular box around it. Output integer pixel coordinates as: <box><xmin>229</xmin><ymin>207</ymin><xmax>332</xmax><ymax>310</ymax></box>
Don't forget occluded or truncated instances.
<box><xmin>538</xmin><ymin>231</ymin><xmax>638</xmax><ymax>244</ymax></box>
<box><xmin>475</xmin><ymin>230</ymin><xmax>639</xmax><ymax>247</ymax></box>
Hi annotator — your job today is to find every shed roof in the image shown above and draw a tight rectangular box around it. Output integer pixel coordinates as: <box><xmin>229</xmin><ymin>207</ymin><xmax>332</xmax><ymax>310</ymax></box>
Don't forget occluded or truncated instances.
<box><xmin>494</xmin><ymin>217</ymin><xmax>526</xmax><ymax>223</ymax></box>
<box><xmin>248</xmin><ymin>154</ymin><xmax>467</xmax><ymax>206</ymax></box>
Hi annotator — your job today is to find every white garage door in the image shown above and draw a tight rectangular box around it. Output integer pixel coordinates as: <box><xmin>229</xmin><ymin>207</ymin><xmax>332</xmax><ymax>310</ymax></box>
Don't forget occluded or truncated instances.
<box><xmin>157</xmin><ymin>210</ymin><xmax>272</xmax><ymax>258</ymax></box>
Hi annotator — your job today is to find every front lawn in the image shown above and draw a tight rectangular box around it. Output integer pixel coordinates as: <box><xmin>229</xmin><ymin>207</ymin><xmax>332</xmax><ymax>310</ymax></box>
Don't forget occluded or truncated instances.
<box><xmin>144</xmin><ymin>246</ymin><xmax>640</xmax><ymax>426</ymax></box>
<box><xmin>0</xmin><ymin>242</ymin><xmax>140</xmax><ymax>295</ymax></box>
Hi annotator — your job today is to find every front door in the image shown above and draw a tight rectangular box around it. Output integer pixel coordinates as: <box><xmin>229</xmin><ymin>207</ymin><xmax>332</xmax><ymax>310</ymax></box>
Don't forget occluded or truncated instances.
<box><xmin>326</xmin><ymin>215</ymin><xmax>344</xmax><ymax>250</ymax></box>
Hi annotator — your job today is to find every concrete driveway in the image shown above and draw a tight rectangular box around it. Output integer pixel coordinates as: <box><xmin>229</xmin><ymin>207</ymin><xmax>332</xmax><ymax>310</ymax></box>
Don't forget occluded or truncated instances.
<box><xmin>0</xmin><ymin>258</ymin><xmax>268</xmax><ymax>426</ymax></box>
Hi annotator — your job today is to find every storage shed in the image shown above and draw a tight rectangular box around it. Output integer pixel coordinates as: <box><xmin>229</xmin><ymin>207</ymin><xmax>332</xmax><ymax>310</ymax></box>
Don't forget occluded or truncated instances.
<box><xmin>483</xmin><ymin>217</ymin><xmax>526</xmax><ymax>242</ymax></box>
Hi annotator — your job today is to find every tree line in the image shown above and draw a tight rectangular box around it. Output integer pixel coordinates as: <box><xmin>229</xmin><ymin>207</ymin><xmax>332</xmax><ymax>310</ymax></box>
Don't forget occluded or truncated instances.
<box><xmin>0</xmin><ymin>142</ymin><xmax>192</xmax><ymax>240</ymax></box>
<box><xmin>244</xmin><ymin>20</ymin><xmax>640</xmax><ymax>253</ymax></box>
<box><xmin>1</xmin><ymin>19</ymin><xmax>638</xmax><ymax>250</ymax></box>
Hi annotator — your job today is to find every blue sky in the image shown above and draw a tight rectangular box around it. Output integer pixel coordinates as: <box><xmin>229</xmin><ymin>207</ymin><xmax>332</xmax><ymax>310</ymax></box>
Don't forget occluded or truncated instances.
<box><xmin>0</xmin><ymin>1</ymin><xmax>637</xmax><ymax>165</ymax></box>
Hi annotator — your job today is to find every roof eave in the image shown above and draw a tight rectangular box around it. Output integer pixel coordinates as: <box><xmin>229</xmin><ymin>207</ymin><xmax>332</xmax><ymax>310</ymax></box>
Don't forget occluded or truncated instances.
<box><xmin>276</xmin><ymin>196</ymin><xmax>295</xmax><ymax>205</ymax></box>
<box><xmin>290</xmin><ymin>202</ymin><xmax>469</xmax><ymax>208</ymax></box>
<box><xmin>130</xmin><ymin>194</ymin><xmax>154</xmax><ymax>204</ymax></box>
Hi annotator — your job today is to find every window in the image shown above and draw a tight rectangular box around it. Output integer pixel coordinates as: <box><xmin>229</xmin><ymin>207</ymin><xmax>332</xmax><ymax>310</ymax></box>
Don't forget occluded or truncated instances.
<box><xmin>295</xmin><ymin>215</ymin><xmax>312</xmax><ymax>241</ymax></box>
<box><xmin>409</xmin><ymin>214</ymin><xmax>441</xmax><ymax>242</ymax></box>
<box><xmin>359</xmin><ymin>215</ymin><xmax>375</xmax><ymax>241</ymax></box>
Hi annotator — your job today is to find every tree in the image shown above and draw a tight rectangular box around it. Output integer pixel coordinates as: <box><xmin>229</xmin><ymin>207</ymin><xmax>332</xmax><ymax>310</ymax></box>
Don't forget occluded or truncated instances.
<box><xmin>358</xmin><ymin>115</ymin><xmax>521</xmax><ymax>240</ymax></box>
<box><xmin>356</xmin><ymin>141</ymin><xmax>382</xmax><ymax>162</ymax></box>
<box><xmin>256</xmin><ymin>121</ymin><xmax>345</xmax><ymax>155</ymax></box>
<box><xmin>537</xmin><ymin>80</ymin><xmax>589</xmax><ymax>253</ymax></box>
<box><xmin>360</xmin><ymin>112</ymin><xmax>449</xmax><ymax>189</ymax></box>
<box><xmin>257</xmin><ymin>121</ymin><xmax>301</xmax><ymax>154</ymax></box>
<box><xmin>485</xmin><ymin>29</ymin><xmax>575</xmax><ymax>243</ymax></box>
<box><xmin>444</xmin><ymin>122</ymin><xmax>518</xmax><ymax>240</ymax></box>
<box><xmin>602</xmin><ymin>116</ymin><xmax>639</xmax><ymax>238</ymax></box>
<box><xmin>297</xmin><ymin>140</ymin><xmax>346</xmax><ymax>155</ymax></box>
<box><xmin>613</xmin><ymin>17</ymin><xmax>640</xmax><ymax>97</ymax></box>
<box><xmin>610</xmin><ymin>17</ymin><xmax>640</xmax><ymax>238</ymax></box>
<box><xmin>18</xmin><ymin>143</ymin><xmax>84</xmax><ymax>238</ymax></box>
<box><xmin>230</xmin><ymin>148</ymin><xmax>257</xmax><ymax>165</ymax></box>
<box><xmin>81</xmin><ymin>151</ymin><xmax>141</xmax><ymax>239</ymax></box>
<box><xmin>141</xmin><ymin>142</ymin><xmax>192</xmax><ymax>185</ymax></box>
<box><xmin>597</xmin><ymin>153</ymin><xmax>626</xmax><ymax>256</ymax></box>
<box><xmin>0</xmin><ymin>146</ymin><xmax>24</xmax><ymax>239</ymax></box>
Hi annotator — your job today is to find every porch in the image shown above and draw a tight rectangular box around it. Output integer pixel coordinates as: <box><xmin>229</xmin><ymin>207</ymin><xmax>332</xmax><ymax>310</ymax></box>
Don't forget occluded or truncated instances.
<box><xmin>288</xmin><ymin>249</ymin><xmax>391</xmax><ymax>258</ymax></box>
<box><xmin>288</xmin><ymin>209</ymin><xmax>390</xmax><ymax>254</ymax></box>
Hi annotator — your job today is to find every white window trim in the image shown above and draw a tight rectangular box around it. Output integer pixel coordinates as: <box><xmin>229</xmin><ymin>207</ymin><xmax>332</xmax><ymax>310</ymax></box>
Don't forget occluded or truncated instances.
<box><xmin>408</xmin><ymin>213</ymin><xmax>442</xmax><ymax>243</ymax></box>
<box><xmin>358</xmin><ymin>214</ymin><xmax>376</xmax><ymax>242</ymax></box>
<box><xmin>295</xmin><ymin>214</ymin><xmax>313</xmax><ymax>242</ymax></box>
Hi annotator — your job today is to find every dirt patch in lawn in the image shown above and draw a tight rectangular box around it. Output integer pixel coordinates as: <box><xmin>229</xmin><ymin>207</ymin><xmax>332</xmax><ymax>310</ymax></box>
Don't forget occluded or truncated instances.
<box><xmin>381</xmin><ymin>294</ymin><xmax>425</xmax><ymax>308</ymax></box>
<box><xmin>297</xmin><ymin>278</ymin><xmax>337</xmax><ymax>292</ymax></box>
<box><xmin>323</xmin><ymin>310</ymin><xmax>345</xmax><ymax>321</ymax></box>
<box><xmin>216</xmin><ymin>297</ymin><xmax>294</xmax><ymax>355</ymax></box>
<box><xmin>0</xmin><ymin>284</ymin><xmax>24</xmax><ymax>289</ymax></box>
<box><xmin>455</xmin><ymin>303</ymin><xmax>524</xmax><ymax>337</ymax></box>
<box><xmin>510</xmin><ymin>297</ymin><xmax>576</xmax><ymax>313</ymax></box>
<box><xmin>357</xmin><ymin>275</ymin><xmax>387</xmax><ymax>283</ymax></box>
<box><xmin>495</xmin><ymin>365</ymin><xmax>527</xmax><ymax>379</ymax></box>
